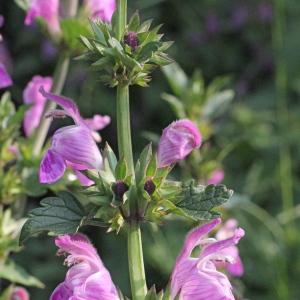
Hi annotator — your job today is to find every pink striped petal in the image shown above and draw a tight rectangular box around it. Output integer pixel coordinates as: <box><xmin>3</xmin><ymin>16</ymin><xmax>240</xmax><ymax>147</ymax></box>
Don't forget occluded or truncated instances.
<box><xmin>39</xmin><ymin>149</ymin><xmax>66</xmax><ymax>183</ymax></box>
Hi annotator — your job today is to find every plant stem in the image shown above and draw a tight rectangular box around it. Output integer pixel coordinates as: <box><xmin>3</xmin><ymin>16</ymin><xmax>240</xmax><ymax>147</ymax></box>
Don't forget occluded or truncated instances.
<box><xmin>116</xmin><ymin>85</ymin><xmax>134</xmax><ymax>173</ymax></box>
<box><xmin>272</xmin><ymin>0</ymin><xmax>292</xmax><ymax>299</ymax></box>
<box><xmin>115</xmin><ymin>1</ymin><xmax>147</xmax><ymax>298</ymax></box>
<box><xmin>273</xmin><ymin>0</ymin><xmax>294</xmax><ymax>215</ymax></box>
<box><xmin>116</xmin><ymin>0</ymin><xmax>127</xmax><ymax>41</ymax></box>
<box><xmin>127</xmin><ymin>222</ymin><xmax>147</xmax><ymax>300</ymax></box>
<box><xmin>116</xmin><ymin>83</ymin><xmax>147</xmax><ymax>300</ymax></box>
<box><xmin>32</xmin><ymin>0</ymin><xmax>78</xmax><ymax>157</ymax></box>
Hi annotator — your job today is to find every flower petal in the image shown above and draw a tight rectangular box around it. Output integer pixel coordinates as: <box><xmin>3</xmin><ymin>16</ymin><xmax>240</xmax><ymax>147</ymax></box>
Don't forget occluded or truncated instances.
<box><xmin>52</xmin><ymin>125</ymin><xmax>103</xmax><ymax>170</ymax></box>
<box><xmin>39</xmin><ymin>87</ymin><xmax>81</xmax><ymax>124</ymax></box>
<box><xmin>23</xmin><ymin>75</ymin><xmax>53</xmax><ymax>136</ymax></box>
<box><xmin>39</xmin><ymin>149</ymin><xmax>66</xmax><ymax>183</ymax></box>
<box><xmin>157</xmin><ymin>119</ymin><xmax>201</xmax><ymax>167</ymax></box>
<box><xmin>180</xmin><ymin>261</ymin><xmax>234</xmax><ymax>300</ymax></box>
<box><xmin>50</xmin><ymin>283</ymin><xmax>73</xmax><ymax>300</ymax></box>
<box><xmin>0</xmin><ymin>63</ymin><xmax>12</xmax><ymax>89</ymax></box>
<box><xmin>171</xmin><ymin>218</ymin><xmax>221</xmax><ymax>298</ymax></box>
<box><xmin>200</xmin><ymin>228</ymin><xmax>245</xmax><ymax>260</ymax></box>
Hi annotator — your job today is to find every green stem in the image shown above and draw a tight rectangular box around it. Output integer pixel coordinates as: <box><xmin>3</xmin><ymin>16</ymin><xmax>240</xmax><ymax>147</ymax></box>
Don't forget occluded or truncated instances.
<box><xmin>116</xmin><ymin>0</ymin><xmax>127</xmax><ymax>41</ymax></box>
<box><xmin>32</xmin><ymin>53</ymin><xmax>70</xmax><ymax>156</ymax></box>
<box><xmin>272</xmin><ymin>0</ymin><xmax>292</xmax><ymax>299</ymax></box>
<box><xmin>32</xmin><ymin>0</ymin><xmax>78</xmax><ymax>157</ymax></box>
<box><xmin>116</xmin><ymin>85</ymin><xmax>134</xmax><ymax>172</ymax></box>
<box><xmin>127</xmin><ymin>222</ymin><xmax>147</xmax><ymax>300</ymax></box>
<box><xmin>273</xmin><ymin>0</ymin><xmax>294</xmax><ymax>215</ymax></box>
<box><xmin>115</xmin><ymin>2</ymin><xmax>147</xmax><ymax>298</ymax></box>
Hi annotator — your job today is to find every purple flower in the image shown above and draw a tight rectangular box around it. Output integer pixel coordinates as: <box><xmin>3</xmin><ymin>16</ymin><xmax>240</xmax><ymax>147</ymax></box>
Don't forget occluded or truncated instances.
<box><xmin>207</xmin><ymin>169</ymin><xmax>225</xmax><ymax>185</ymax></box>
<box><xmin>11</xmin><ymin>287</ymin><xmax>29</xmax><ymax>300</ymax></box>
<box><xmin>157</xmin><ymin>119</ymin><xmax>201</xmax><ymax>168</ymax></box>
<box><xmin>51</xmin><ymin>233</ymin><xmax>119</xmax><ymax>300</ymax></box>
<box><xmin>170</xmin><ymin>218</ymin><xmax>245</xmax><ymax>300</ymax></box>
<box><xmin>215</xmin><ymin>219</ymin><xmax>244</xmax><ymax>277</ymax></box>
<box><xmin>39</xmin><ymin>88</ymin><xmax>103</xmax><ymax>184</ymax></box>
<box><xmin>84</xmin><ymin>0</ymin><xmax>116</xmax><ymax>23</ymax></box>
<box><xmin>23</xmin><ymin>75</ymin><xmax>53</xmax><ymax>137</ymax></box>
<box><xmin>25</xmin><ymin>0</ymin><xmax>60</xmax><ymax>35</ymax></box>
<box><xmin>84</xmin><ymin>114</ymin><xmax>111</xmax><ymax>142</ymax></box>
<box><xmin>0</xmin><ymin>63</ymin><xmax>12</xmax><ymax>89</ymax></box>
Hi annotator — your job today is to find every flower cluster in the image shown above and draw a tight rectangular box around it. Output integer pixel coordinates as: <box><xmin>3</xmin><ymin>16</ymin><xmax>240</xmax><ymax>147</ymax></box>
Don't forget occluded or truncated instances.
<box><xmin>51</xmin><ymin>218</ymin><xmax>244</xmax><ymax>299</ymax></box>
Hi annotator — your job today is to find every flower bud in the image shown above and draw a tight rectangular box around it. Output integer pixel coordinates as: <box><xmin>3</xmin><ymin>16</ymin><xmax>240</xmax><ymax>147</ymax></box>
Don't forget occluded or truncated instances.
<box><xmin>144</xmin><ymin>179</ymin><xmax>156</xmax><ymax>195</ymax></box>
<box><xmin>157</xmin><ymin>119</ymin><xmax>201</xmax><ymax>168</ymax></box>
<box><xmin>124</xmin><ymin>31</ymin><xmax>139</xmax><ymax>51</ymax></box>
<box><xmin>11</xmin><ymin>287</ymin><xmax>29</xmax><ymax>300</ymax></box>
<box><xmin>112</xmin><ymin>180</ymin><xmax>129</xmax><ymax>199</ymax></box>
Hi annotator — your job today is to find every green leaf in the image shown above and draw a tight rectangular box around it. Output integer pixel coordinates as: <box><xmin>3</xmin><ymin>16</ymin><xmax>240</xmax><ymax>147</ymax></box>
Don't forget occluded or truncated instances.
<box><xmin>202</xmin><ymin>90</ymin><xmax>234</xmax><ymax>119</ymax></box>
<box><xmin>90</xmin><ymin>20</ymin><xmax>107</xmax><ymax>45</ymax></box>
<box><xmin>128</xmin><ymin>11</ymin><xmax>140</xmax><ymax>32</ymax></box>
<box><xmin>20</xmin><ymin>192</ymin><xmax>86</xmax><ymax>244</ymax></box>
<box><xmin>162</xmin><ymin>62</ymin><xmax>188</xmax><ymax>96</ymax></box>
<box><xmin>103</xmin><ymin>143</ymin><xmax>118</xmax><ymax>172</ymax></box>
<box><xmin>145</xmin><ymin>285</ymin><xmax>164</xmax><ymax>300</ymax></box>
<box><xmin>161</xmin><ymin>93</ymin><xmax>186</xmax><ymax>119</ymax></box>
<box><xmin>146</xmin><ymin>153</ymin><xmax>157</xmax><ymax>177</ymax></box>
<box><xmin>136</xmin><ymin>143</ymin><xmax>152</xmax><ymax>183</ymax></box>
<box><xmin>176</xmin><ymin>183</ymin><xmax>233</xmax><ymax>220</ymax></box>
<box><xmin>61</xmin><ymin>19</ymin><xmax>90</xmax><ymax>50</ymax></box>
<box><xmin>136</xmin><ymin>42</ymin><xmax>160</xmax><ymax>62</ymax></box>
<box><xmin>0</xmin><ymin>259</ymin><xmax>44</xmax><ymax>288</ymax></box>
<box><xmin>115</xmin><ymin>157</ymin><xmax>127</xmax><ymax>180</ymax></box>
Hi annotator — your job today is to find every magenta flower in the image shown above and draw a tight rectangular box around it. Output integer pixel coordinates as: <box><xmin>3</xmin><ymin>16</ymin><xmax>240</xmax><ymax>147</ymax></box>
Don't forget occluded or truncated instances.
<box><xmin>0</xmin><ymin>63</ymin><xmax>12</xmax><ymax>89</ymax></box>
<box><xmin>170</xmin><ymin>218</ymin><xmax>245</xmax><ymax>300</ymax></box>
<box><xmin>84</xmin><ymin>0</ymin><xmax>116</xmax><ymax>23</ymax></box>
<box><xmin>215</xmin><ymin>219</ymin><xmax>244</xmax><ymax>277</ymax></box>
<box><xmin>207</xmin><ymin>169</ymin><xmax>225</xmax><ymax>185</ymax></box>
<box><xmin>84</xmin><ymin>114</ymin><xmax>111</xmax><ymax>142</ymax></box>
<box><xmin>11</xmin><ymin>286</ymin><xmax>29</xmax><ymax>300</ymax></box>
<box><xmin>157</xmin><ymin>119</ymin><xmax>201</xmax><ymax>168</ymax></box>
<box><xmin>25</xmin><ymin>0</ymin><xmax>60</xmax><ymax>35</ymax></box>
<box><xmin>39</xmin><ymin>88</ymin><xmax>103</xmax><ymax>184</ymax></box>
<box><xmin>23</xmin><ymin>76</ymin><xmax>53</xmax><ymax>137</ymax></box>
<box><xmin>51</xmin><ymin>234</ymin><xmax>119</xmax><ymax>300</ymax></box>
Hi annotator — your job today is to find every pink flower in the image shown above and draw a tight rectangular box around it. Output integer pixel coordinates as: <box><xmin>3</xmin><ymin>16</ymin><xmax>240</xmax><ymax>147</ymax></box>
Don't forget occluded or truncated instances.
<box><xmin>215</xmin><ymin>219</ymin><xmax>244</xmax><ymax>277</ymax></box>
<box><xmin>84</xmin><ymin>114</ymin><xmax>111</xmax><ymax>142</ymax></box>
<box><xmin>11</xmin><ymin>286</ymin><xmax>29</xmax><ymax>300</ymax></box>
<box><xmin>23</xmin><ymin>75</ymin><xmax>53</xmax><ymax>137</ymax></box>
<box><xmin>39</xmin><ymin>88</ymin><xmax>103</xmax><ymax>184</ymax></box>
<box><xmin>51</xmin><ymin>234</ymin><xmax>119</xmax><ymax>300</ymax></box>
<box><xmin>84</xmin><ymin>0</ymin><xmax>116</xmax><ymax>23</ymax></box>
<box><xmin>207</xmin><ymin>169</ymin><xmax>225</xmax><ymax>185</ymax></box>
<box><xmin>170</xmin><ymin>218</ymin><xmax>245</xmax><ymax>300</ymax></box>
<box><xmin>25</xmin><ymin>0</ymin><xmax>60</xmax><ymax>35</ymax></box>
<box><xmin>157</xmin><ymin>119</ymin><xmax>201</xmax><ymax>168</ymax></box>
<box><xmin>0</xmin><ymin>63</ymin><xmax>12</xmax><ymax>89</ymax></box>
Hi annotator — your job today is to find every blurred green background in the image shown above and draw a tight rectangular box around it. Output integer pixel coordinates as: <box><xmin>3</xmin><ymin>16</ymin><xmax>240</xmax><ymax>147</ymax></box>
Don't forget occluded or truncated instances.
<box><xmin>1</xmin><ymin>0</ymin><xmax>300</xmax><ymax>299</ymax></box>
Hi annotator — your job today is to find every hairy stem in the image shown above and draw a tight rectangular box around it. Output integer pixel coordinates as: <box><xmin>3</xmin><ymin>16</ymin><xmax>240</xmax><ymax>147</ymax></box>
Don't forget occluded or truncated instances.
<box><xmin>115</xmin><ymin>1</ymin><xmax>147</xmax><ymax>299</ymax></box>
<box><xmin>32</xmin><ymin>0</ymin><xmax>79</xmax><ymax>156</ymax></box>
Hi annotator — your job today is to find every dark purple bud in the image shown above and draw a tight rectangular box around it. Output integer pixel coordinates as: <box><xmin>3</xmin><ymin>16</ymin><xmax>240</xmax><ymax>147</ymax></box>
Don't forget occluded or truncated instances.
<box><xmin>144</xmin><ymin>179</ymin><xmax>156</xmax><ymax>195</ymax></box>
<box><xmin>113</xmin><ymin>180</ymin><xmax>129</xmax><ymax>199</ymax></box>
<box><xmin>124</xmin><ymin>31</ymin><xmax>139</xmax><ymax>51</ymax></box>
